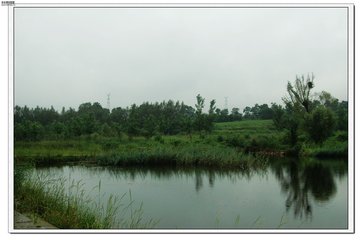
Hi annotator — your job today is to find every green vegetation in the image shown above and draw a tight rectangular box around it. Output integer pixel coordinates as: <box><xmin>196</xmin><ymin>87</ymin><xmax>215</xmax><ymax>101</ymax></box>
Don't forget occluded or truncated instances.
<box><xmin>13</xmin><ymin>74</ymin><xmax>348</xmax><ymax>229</ymax></box>
<box><xmin>14</xmin><ymin>75</ymin><xmax>348</xmax><ymax>161</ymax></box>
<box><xmin>14</xmin><ymin>166</ymin><xmax>158</xmax><ymax>229</ymax></box>
<box><xmin>275</xmin><ymin>74</ymin><xmax>348</xmax><ymax>155</ymax></box>
<box><xmin>14</xmin><ymin>124</ymin><xmax>270</xmax><ymax>168</ymax></box>
<box><xmin>15</xmin><ymin>119</ymin><xmax>347</xmax><ymax>169</ymax></box>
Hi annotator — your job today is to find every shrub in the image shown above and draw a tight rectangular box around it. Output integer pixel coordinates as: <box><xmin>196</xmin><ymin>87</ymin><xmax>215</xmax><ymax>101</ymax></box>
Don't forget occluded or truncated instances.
<box><xmin>153</xmin><ymin>134</ymin><xmax>164</xmax><ymax>144</ymax></box>
<box><xmin>100</xmin><ymin>140</ymin><xmax>119</xmax><ymax>151</ymax></box>
<box><xmin>171</xmin><ymin>140</ymin><xmax>181</xmax><ymax>147</ymax></box>
<box><xmin>216</xmin><ymin>135</ymin><xmax>224</xmax><ymax>142</ymax></box>
<box><xmin>335</xmin><ymin>131</ymin><xmax>348</xmax><ymax>142</ymax></box>
<box><xmin>225</xmin><ymin>135</ymin><xmax>244</xmax><ymax>148</ymax></box>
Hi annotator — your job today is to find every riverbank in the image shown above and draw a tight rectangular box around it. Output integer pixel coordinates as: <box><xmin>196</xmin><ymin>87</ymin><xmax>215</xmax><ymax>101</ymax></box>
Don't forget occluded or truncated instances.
<box><xmin>14</xmin><ymin>211</ymin><xmax>57</xmax><ymax>229</ymax></box>
<box><xmin>14</xmin><ymin>167</ymin><xmax>158</xmax><ymax>229</ymax></box>
<box><xmin>14</xmin><ymin>158</ymin><xmax>348</xmax><ymax>229</ymax></box>
<box><xmin>14</xmin><ymin>120</ymin><xmax>348</xmax><ymax>168</ymax></box>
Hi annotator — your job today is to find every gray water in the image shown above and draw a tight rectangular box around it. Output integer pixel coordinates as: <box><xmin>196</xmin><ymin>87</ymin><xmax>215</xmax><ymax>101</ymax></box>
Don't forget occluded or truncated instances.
<box><xmin>34</xmin><ymin>160</ymin><xmax>348</xmax><ymax>229</ymax></box>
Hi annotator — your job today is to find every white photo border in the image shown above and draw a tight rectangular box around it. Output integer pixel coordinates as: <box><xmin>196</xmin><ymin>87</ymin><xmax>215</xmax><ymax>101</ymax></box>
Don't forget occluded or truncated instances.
<box><xmin>7</xmin><ymin>2</ymin><xmax>355</xmax><ymax>234</ymax></box>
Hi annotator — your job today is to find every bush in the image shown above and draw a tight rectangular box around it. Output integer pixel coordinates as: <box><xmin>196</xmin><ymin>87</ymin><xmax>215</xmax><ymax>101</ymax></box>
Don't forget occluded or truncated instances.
<box><xmin>153</xmin><ymin>134</ymin><xmax>164</xmax><ymax>144</ymax></box>
<box><xmin>335</xmin><ymin>131</ymin><xmax>348</xmax><ymax>142</ymax></box>
<box><xmin>225</xmin><ymin>135</ymin><xmax>244</xmax><ymax>148</ymax></box>
<box><xmin>171</xmin><ymin>140</ymin><xmax>181</xmax><ymax>147</ymax></box>
<box><xmin>100</xmin><ymin>140</ymin><xmax>119</xmax><ymax>151</ymax></box>
<box><xmin>90</xmin><ymin>132</ymin><xmax>100</xmax><ymax>140</ymax></box>
<box><xmin>216</xmin><ymin>135</ymin><xmax>224</xmax><ymax>142</ymax></box>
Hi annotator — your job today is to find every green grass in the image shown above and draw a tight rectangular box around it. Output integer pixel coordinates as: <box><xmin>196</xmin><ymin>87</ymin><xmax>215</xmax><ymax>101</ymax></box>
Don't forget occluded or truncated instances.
<box><xmin>302</xmin><ymin>133</ymin><xmax>348</xmax><ymax>159</ymax></box>
<box><xmin>15</xmin><ymin>168</ymin><xmax>158</xmax><ymax>229</ymax></box>
<box><xmin>14</xmin><ymin>120</ymin><xmax>348</xmax><ymax>168</ymax></box>
<box><xmin>215</xmin><ymin>119</ymin><xmax>276</xmax><ymax>132</ymax></box>
<box><xmin>213</xmin><ymin>120</ymin><xmax>280</xmax><ymax>138</ymax></box>
<box><xmin>96</xmin><ymin>143</ymin><xmax>268</xmax><ymax>169</ymax></box>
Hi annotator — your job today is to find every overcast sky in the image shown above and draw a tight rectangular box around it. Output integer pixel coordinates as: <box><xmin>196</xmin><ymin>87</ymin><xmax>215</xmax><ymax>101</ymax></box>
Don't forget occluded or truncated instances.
<box><xmin>14</xmin><ymin>7</ymin><xmax>348</xmax><ymax>111</ymax></box>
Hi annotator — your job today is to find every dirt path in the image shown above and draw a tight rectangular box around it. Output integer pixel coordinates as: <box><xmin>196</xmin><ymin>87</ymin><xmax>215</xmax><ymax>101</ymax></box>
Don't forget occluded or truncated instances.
<box><xmin>14</xmin><ymin>211</ymin><xmax>57</xmax><ymax>229</ymax></box>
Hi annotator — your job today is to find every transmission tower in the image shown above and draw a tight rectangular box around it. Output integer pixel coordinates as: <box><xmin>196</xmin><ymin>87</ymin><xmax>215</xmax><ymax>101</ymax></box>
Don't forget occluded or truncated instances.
<box><xmin>224</xmin><ymin>97</ymin><xmax>228</xmax><ymax>111</ymax></box>
<box><xmin>107</xmin><ymin>93</ymin><xmax>111</xmax><ymax>110</ymax></box>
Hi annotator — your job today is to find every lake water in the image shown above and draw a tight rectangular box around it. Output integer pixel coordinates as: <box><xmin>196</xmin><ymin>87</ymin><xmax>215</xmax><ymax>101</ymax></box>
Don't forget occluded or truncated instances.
<box><xmin>33</xmin><ymin>159</ymin><xmax>348</xmax><ymax>229</ymax></box>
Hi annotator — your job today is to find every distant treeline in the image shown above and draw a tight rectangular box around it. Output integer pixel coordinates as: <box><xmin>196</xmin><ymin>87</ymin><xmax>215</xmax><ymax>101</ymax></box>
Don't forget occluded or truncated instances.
<box><xmin>14</xmin><ymin>93</ymin><xmax>348</xmax><ymax>141</ymax></box>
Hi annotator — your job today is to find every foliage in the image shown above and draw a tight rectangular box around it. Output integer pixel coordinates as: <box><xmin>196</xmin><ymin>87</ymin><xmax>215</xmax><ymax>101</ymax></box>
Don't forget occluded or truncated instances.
<box><xmin>15</xmin><ymin>174</ymin><xmax>158</xmax><ymax>229</ymax></box>
<box><xmin>271</xmin><ymin>103</ymin><xmax>285</xmax><ymax>130</ymax></box>
<box><xmin>14</xmin><ymin>94</ymin><xmax>221</xmax><ymax>141</ymax></box>
<box><xmin>304</xmin><ymin>106</ymin><xmax>336</xmax><ymax>144</ymax></box>
<box><xmin>95</xmin><ymin>144</ymin><xmax>266</xmax><ymax>169</ymax></box>
<box><xmin>14</xmin><ymin>164</ymin><xmax>32</xmax><ymax>194</ymax></box>
<box><xmin>14</xmin><ymin>78</ymin><xmax>348</xmax><ymax>160</ymax></box>
<box><xmin>283</xmin><ymin>73</ymin><xmax>315</xmax><ymax>113</ymax></box>
<box><xmin>15</xmin><ymin>118</ymin><xmax>347</xmax><ymax>169</ymax></box>
<box><xmin>274</xmin><ymin>74</ymin><xmax>347</xmax><ymax>151</ymax></box>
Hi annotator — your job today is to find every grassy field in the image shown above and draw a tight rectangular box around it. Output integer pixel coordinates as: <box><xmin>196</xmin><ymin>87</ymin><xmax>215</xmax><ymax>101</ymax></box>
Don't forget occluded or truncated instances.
<box><xmin>14</xmin><ymin>120</ymin><xmax>348</xmax><ymax>167</ymax></box>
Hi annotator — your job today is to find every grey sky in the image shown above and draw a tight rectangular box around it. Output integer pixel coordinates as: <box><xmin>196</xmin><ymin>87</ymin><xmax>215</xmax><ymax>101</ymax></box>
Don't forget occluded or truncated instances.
<box><xmin>15</xmin><ymin>7</ymin><xmax>348</xmax><ymax>111</ymax></box>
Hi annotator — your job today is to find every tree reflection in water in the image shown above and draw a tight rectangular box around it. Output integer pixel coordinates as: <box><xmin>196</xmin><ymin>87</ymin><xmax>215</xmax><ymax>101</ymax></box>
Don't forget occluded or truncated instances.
<box><xmin>276</xmin><ymin>161</ymin><xmax>313</xmax><ymax>219</ymax></box>
<box><xmin>195</xmin><ymin>170</ymin><xmax>203</xmax><ymax>192</ymax></box>
<box><xmin>271</xmin><ymin>159</ymin><xmax>346</xmax><ymax>220</ymax></box>
<box><xmin>45</xmin><ymin>159</ymin><xmax>346</xmax><ymax>222</ymax></box>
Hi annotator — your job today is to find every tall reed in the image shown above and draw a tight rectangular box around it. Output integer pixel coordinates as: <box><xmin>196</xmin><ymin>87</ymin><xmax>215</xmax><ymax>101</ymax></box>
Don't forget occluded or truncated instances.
<box><xmin>15</xmin><ymin>172</ymin><xmax>158</xmax><ymax>229</ymax></box>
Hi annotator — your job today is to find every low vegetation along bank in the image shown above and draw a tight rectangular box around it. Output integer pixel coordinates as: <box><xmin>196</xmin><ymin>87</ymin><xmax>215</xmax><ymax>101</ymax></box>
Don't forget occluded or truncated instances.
<box><xmin>14</xmin><ymin>165</ymin><xmax>158</xmax><ymax>229</ymax></box>
<box><xmin>15</xmin><ymin>120</ymin><xmax>347</xmax><ymax>169</ymax></box>
<box><xmin>15</xmin><ymin>137</ymin><xmax>268</xmax><ymax>169</ymax></box>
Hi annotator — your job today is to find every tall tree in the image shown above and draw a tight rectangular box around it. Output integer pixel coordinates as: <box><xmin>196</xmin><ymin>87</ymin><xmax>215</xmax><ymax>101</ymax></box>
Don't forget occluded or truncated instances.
<box><xmin>195</xmin><ymin>94</ymin><xmax>205</xmax><ymax>114</ymax></box>
<box><xmin>283</xmin><ymin>73</ymin><xmax>315</xmax><ymax>113</ymax></box>
<box><xmin>208</xmin><ymin>99</ymin><xmax>216</xmax><ymax>115</ymax></box>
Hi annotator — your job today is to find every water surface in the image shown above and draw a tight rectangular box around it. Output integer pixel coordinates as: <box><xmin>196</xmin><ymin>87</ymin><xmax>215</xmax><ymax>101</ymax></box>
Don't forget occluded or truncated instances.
<box><xmin>34</xmin><ymin>159</ymin><xmax>348</xmax><ymax>229</ymax></box>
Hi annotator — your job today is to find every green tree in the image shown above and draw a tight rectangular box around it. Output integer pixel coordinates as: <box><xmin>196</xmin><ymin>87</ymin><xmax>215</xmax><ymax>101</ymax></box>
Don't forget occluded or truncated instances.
<box><xmin>318</xmin><ymin>91</ymin><xmax>338</xmax><ymax>110</ymax></box>
<box><xmin>305</xmin><ymin>106</ymin><xmax>336</xmax><ymax>144</ymax></box>
<box><xmin>283</xmin><ymin>74</ymin><xmax>315</xmax><ymax>113</ymax></box>
<box><xmin>271</xmin><ymin>103</ymin><xmax>285</xmax><ymax>130</ymax></box>
<box><xmin>242</xmin><ymin>106</ymin><xmax>252</xmax><ymax>119</ymax></box>
<box><xmin>280</xmin><ymin>74</ymin><xmax>316</xmax><ymax>148</ymax></box>
<box><xmin>231</xmin><ymin>108</ymin><xmax>242</xmax><ymax>121</ymax></box>
<box><xmin>110</xmin><ymin>107</ymin><xmax>128</xmax><ymax>131</ymax></box>
<box><xmin>258</xmin><ymin>104</ymin><xmax>273</xmax><ymax>119</ymax></box>
<box><xmin>195</xmin><ymin>94</ymin><xmax>205</xmax><ymax>115</ymax></box>
<box><xmin>194</xmin><ymin>94</ymin><xmax>205</xmax><ymax>132</ymax></box>
<box><xmin>219</xmin><ymin>109</ymin><xmax>229</xmax><ymax>122</ymax></box>
<box><xmin>336</xmin><ymin>101</ymin><xmax>348</xmax><ymax>131</ymax></box>
<box><xmin>208</xmin><ymin>99</ymin><xmax>216</xmax><ymax>115</ymax></box>
<box><xmin>278</xmin><ymin>99</ymin><xmax>304</xmax><ymax>148</ymax></box>
<box><xmin>51</xmin><ymin>121</ymin><xmax>66</xmax><ymax>138</ymax></box>
<box><xmin>193</xmin><ymin>94</ymin><xmax>214</xmax><ymax>132</ymax></box>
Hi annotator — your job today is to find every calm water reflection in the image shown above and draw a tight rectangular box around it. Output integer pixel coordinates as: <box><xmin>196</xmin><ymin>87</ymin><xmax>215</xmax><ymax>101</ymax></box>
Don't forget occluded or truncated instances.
<box><xmin>34</xmin><ymin>159</ymin><xmax>348</xmax><ymax>229</ymax></box>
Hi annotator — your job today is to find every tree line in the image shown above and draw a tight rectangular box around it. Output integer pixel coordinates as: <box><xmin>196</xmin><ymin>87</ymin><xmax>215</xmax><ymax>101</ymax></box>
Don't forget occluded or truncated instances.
<box><xmin>14</xmin><ymin>77</ymin><xmax>348</xmax><ymax>143</ymax></box>
<box><xmin>14</xmin><ymin>94</ymin><xmax>279</xmax><ymax>141</ymax></box>
<box><xmin>14</xmin><ymin>95</ymin><xmax>213</xmax><ymax>141</ymax></box>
